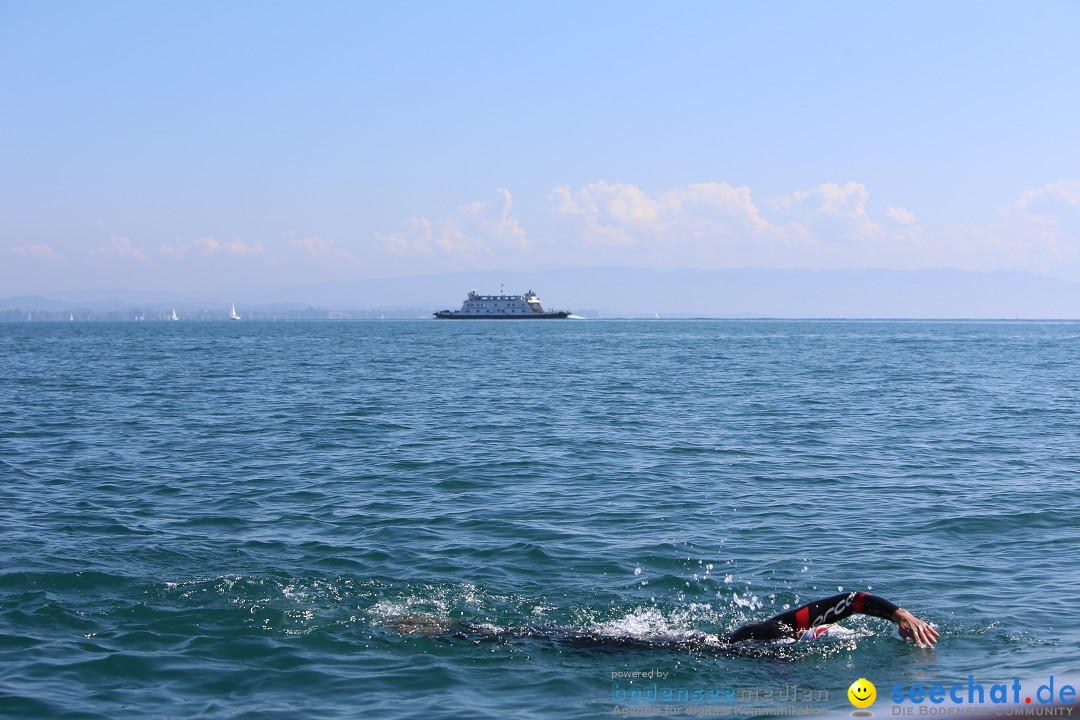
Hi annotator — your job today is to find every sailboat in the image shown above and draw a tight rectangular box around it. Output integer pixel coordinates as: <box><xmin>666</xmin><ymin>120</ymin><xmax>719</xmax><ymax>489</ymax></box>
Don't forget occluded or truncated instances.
<box><xmin>170</xmin><ymin>309</ymin><xmax>179</xmax><ymax>321</ymax></box>
<box><xmin>229</xmin><ymin>302</ymin><xmax>241</xmax><ymax>321</ymax></box>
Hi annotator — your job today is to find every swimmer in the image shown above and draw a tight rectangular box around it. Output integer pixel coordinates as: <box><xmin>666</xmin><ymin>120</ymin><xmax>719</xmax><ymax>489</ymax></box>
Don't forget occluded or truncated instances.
<box><xmin>720</xmin><ymin>590</ymin><xmax>939</xmax><ymax>648</ymax></box>
<box><xmin>385</xmin><ymin>589</ymin><xmax>938</xmax><ymax>650</ymax></box>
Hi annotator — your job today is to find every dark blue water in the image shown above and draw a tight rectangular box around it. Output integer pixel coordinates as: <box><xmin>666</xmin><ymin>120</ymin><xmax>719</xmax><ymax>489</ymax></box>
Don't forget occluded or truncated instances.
<box><xmin>2</xmin><ymin>320</ymin><xmax>1078</xmax><ymax>719</ymax></box>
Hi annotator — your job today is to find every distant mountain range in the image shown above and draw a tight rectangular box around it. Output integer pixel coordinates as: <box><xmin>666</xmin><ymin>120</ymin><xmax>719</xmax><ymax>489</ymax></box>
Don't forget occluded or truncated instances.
<box><xmin>4</xmin><ymin>267</ymin><xmax>1080</xmax><ymax>319</ymax></box>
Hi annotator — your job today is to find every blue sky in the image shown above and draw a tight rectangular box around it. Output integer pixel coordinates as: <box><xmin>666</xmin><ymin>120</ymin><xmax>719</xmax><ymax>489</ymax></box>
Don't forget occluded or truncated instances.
<box><xmin>3</xmin><ymin>1</ymin><xmax>1080</xmax><ymax>296</ymax></box>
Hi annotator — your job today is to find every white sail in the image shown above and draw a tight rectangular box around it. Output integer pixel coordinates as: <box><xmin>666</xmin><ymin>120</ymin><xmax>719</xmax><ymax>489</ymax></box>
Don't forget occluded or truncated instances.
<box><xmin>229</xmin><ymin>302</ymin><xmax>241</xmax><ymax>320</ymax></box>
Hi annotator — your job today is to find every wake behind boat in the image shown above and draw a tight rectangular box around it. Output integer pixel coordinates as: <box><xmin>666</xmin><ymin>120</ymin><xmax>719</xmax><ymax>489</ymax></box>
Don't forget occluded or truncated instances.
<box><xmin>434</xmin><ymin>289</ymin><xmax>571</xmax><ymax>319</ymax></box>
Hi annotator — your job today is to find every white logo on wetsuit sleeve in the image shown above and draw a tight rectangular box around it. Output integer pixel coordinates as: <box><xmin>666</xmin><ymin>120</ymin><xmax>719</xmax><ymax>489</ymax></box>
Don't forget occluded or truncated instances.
<box><xmin>812</xmin><ymin>593</ymin><xmax>855</xmax><ymax>626</ymax></box>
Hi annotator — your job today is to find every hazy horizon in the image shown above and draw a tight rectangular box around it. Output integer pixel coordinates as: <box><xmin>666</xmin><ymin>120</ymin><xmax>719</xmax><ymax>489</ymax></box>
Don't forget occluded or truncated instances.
<box><xmin>6</xmin><ymin>266</ymin><xmax>1080</xmax><ymax>320</ymax></box>
<box><xmin>3</xmin><ymin>2</ymin><xmax>1080</xmax><ymax>306</ymax></box>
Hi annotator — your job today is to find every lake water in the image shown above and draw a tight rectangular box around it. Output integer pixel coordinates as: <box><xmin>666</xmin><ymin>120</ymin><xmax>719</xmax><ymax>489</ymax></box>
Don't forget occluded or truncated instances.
<box><xmin>1</xmin><ymin>320</ymin><xmax>1077</xmax><ymax>719</ymax></box>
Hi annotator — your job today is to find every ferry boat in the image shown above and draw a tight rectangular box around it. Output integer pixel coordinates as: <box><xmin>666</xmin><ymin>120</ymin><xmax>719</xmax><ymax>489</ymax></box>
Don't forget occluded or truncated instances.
<box><xmin>434</xmin><ymin>289</ymin><xmax>571</xmax><ymax>319</ymax></box>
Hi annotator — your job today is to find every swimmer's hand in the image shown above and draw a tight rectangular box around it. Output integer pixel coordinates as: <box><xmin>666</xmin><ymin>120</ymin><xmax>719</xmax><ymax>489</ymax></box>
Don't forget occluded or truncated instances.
<box><xmin>892</xmin><ymin>608</ymin><xmax>939</xmax><ymax>648</ymax></box>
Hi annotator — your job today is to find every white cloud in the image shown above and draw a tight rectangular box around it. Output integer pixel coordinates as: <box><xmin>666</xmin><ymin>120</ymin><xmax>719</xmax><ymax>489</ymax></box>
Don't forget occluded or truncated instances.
<box><xmin>942</xmin><ymin>181</ymin><xmax>1080</xmax><ymax>271</ymax></box>
<box><xmin>375</xmin><ymin>179</ymin><xmax>1080</xmax><ymax>279</ymax></box>
<box><xmin>196</xmin><ymin>235</ymin><xmax>264</xmax><ymax>256</ymax></box>
<box><xmin>288</xmin><ymin>235</ymin><xmax>359</xmax><ymax>265</ymax></box>
<box><xmin>550</xmin><ymin>181</ymin><xmax>662</xmax><ymax>233</ymax></box>
<box><xmin>191</xmin><ymin>236</ymin><xmax>221</xmax><ymax>255</ymax></box>
<box><xmin>546</xmin><ymin>180</ymin><xmax>936</xmax><ymax>270</ymax></box>
<box><xmin>378</xmin><ymin>188</ymin><xmax>527</xmax><ymax>255</ymax></box>
<box><xmin>156</xmin><ymin>235</ymin><xmax>265</xmax><ymax>259</ymax></box>
<box><xmin>886</xmin><ymin>206</ymin><xmax>919</xmax><ymax>226</ymax></box>
<box><xmin>662</xmin><ymin>183</ymin><xmax>770</xmax><ymax>231</ymax></box>
<box><xmin>548</xmin><ymin>181</ymin><xmax>774</xmax><ymax>262</ymax></box>
<box><xmin>772</xmin><ymin>181</ymin><xmax>883</xmax><ymax>241</ymax></box>
<box><xmin>155</xmin><ymin>243</ymin><xmax>183</xmax><ymax>259</ymax></box>
<box><xmin>91</xmin><ymin>233</ymin><xmax>147</xmax><ymax>260</ymax></box>
<box><xmin>6</xmin><ymin>243</ymin><xmax>67</xmax><ymax>262</ymax></box>
<box><xmin>1005</xmin><ymin>180</ymin><xmax>1080</xmax><ymax>216</ymax></box>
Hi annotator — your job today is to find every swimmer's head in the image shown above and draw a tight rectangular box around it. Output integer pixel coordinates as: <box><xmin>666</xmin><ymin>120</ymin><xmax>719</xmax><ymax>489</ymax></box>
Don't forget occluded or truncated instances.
<box><xmin>799</xmin><ymin>624</ymin><xmax>854</xmax><ymax>642</ymax></box>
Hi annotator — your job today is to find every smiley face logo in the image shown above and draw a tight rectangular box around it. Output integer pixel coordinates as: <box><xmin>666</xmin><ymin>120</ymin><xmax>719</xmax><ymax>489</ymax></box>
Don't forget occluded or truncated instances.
<box><xmin>848</xmin><ymin>678</ymin><xmax>877</xmax><ymax>709</ymax></box>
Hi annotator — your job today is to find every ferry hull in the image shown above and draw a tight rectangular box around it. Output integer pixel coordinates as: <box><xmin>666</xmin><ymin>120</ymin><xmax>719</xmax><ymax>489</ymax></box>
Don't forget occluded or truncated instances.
<box><xmin>433</xmin><ymin>311</ymin><xmax>570</xmax><ymax>319</ymax></box>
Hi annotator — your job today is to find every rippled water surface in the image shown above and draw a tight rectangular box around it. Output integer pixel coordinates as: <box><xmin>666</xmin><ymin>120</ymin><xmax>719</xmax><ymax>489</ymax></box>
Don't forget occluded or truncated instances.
<box><xmin>2</xmin><ymin>320</ymin><xmax>1078</xmax><ymax>718</ymax></box>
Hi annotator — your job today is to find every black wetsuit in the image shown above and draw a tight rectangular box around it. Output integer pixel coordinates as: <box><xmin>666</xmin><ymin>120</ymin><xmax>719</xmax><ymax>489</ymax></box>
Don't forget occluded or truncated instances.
<box><xmin>415</xmin><ymin>590</ymin><xmax>901</xmax><ymax>650</ymax></box>
<box><xmin>720</xmin><ymin>591</ymin><xmax>899</xmax><ymax>643</ymax></box>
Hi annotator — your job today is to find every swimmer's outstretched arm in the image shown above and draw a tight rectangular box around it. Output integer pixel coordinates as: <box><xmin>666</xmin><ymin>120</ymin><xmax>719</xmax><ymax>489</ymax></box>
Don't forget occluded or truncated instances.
<box><xmin>722</xmin><ymin>591</ymin><xmax>939</xmax><ymax>647</ymax></box>
<box><xmin>892</xmin><ymin>606</ymin><xmax>939</xmax><ymax>648</ymax></box>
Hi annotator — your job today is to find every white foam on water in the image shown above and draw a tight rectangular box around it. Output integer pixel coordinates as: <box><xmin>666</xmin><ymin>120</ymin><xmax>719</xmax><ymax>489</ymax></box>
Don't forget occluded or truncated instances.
<box><xmin>731</xmin><ymin>591</ymin><xmax>762</xmax><ymax>610</ymax></box>
<box><xmin>585</xmin><ymin>604</ymin><xmax>714</xmax><ymax>645</ymax></box>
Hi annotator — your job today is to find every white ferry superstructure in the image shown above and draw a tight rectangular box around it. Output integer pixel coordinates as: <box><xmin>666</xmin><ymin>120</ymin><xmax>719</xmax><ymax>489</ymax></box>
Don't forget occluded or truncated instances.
<box><xmin>434</xmin><ymin>290</ymin><xmax>571</xmax><ymax>319</ymax></box>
